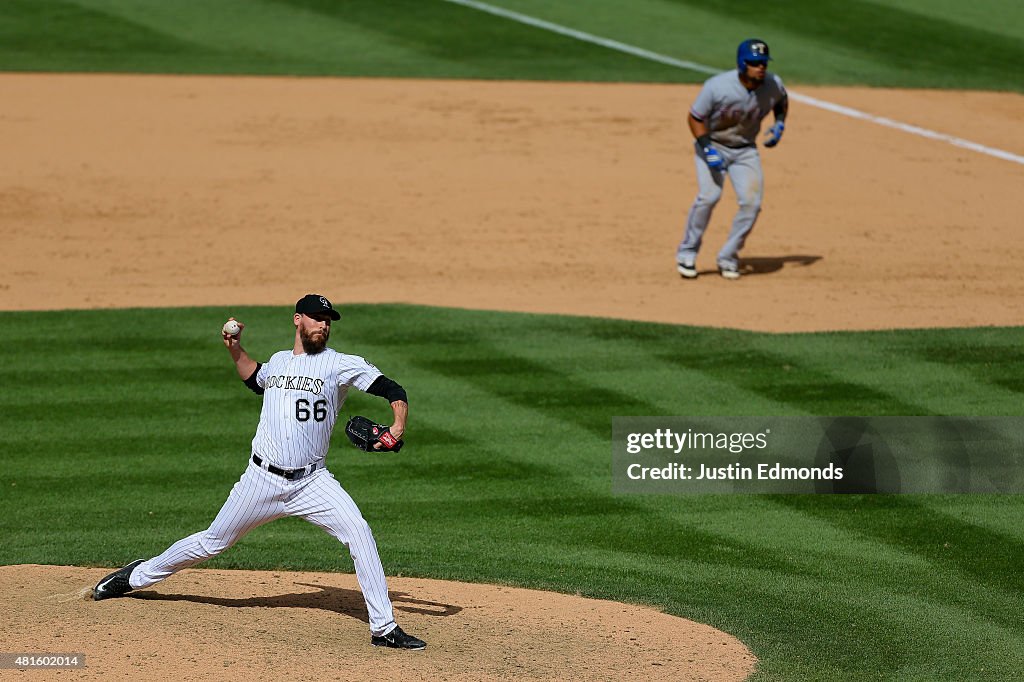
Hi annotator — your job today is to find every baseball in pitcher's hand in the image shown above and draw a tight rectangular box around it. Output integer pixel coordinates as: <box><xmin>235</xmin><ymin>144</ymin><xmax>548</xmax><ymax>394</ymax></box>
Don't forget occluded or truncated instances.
<box><xmin>222</xmin><ymin>318</ymin><xmax>245</xmax><ymax>348</ymax></box>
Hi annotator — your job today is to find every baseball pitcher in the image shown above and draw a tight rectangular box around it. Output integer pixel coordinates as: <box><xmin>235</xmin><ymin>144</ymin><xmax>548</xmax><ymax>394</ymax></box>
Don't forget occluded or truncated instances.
<box><xmin>676</xmin><ymin>38</ymin><xmax>789</xmax><ymax>280</ymax></box>
<box><xmin>92</xmin><ymin>294</ymin><xmax>426</xmax><ymax>651</ymax></box>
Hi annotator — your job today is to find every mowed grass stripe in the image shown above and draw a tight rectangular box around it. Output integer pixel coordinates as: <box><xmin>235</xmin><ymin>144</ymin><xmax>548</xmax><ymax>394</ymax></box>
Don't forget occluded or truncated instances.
<box><xmin>632</xmin><ymin>493</ymin><xmax>1024</xmax><ymax>648</ymax></box>
<box><xmin>0</xmin><ymin>0</ymin><xmax>1019</xmax><ymax>91</ymax></box>
<box><xmin>3</xmin><ymin>0</ymin><xmax>686</xmax><ymax>81</ymax></box>
<box><xmin>879</xmin><ymin>0</ymin><xmax>1024</xmax><ymax>38</ymax></box>
<box><xmin>774</xmin><ymin>496</ymin><xmax>1024</xmax><ymax>596</ymax></box>
<box><xmin>488</xmin><ymin>322</ymin><xmax>788</xmax><ymax>415</ymax></box>
<box><xmin>0</xmin><ymin>0</ymin><xmax>238</xmax><ymax>72</ymax></box>
<box><xmin>766</xmin><ymin>496</ymin><xmax>1024</xmax><ymax>637</ymax></box>
<box><xmin>922</xmin><ymin>494</ymin><xmax>1024</xmax><ymax>541</ymax></box>
<box><xmin>907</xmin><ymin>329</ymin><xmax>1024</xmax><ymax>398</ymax></box>
<box><xmin>743</xmin><ymin>332</ymin><xmax>1024</xmax><ymax>416</ymax></box>
<box><xmin>444</xmin><ymin>0</ymin><xmax>1024</xmax><ymax>90</ymax></box>
<box><xmin>69</xmin><ymin>0</ymin><xmax>429</xmax><ymax>69</ymax></box>
<box><xmin>664</xmin><ymin>0</ymin><xmax>1018</xmax><ymax>88</ymax></box>
<box><xmin>3</xmin><ymin>306</ymin><xmax>1024</xmax><ymax>680</ymax></box>
<box><xmin>518</xmin><ymin>317</ymin><xmax>1016</xmax><ymax>416</ymax></box>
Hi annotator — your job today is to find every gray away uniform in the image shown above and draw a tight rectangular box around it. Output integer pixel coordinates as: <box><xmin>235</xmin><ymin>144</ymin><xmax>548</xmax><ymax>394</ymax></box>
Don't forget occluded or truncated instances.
<box><xmin>676</xmin><ymin>70</ymin><xmax>787</xmax><ymax>270</ymax></box>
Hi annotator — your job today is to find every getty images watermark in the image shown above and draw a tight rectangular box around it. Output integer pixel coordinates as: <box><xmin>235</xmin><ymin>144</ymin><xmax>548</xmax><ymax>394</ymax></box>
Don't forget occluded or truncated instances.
<box><xmin>612</xmin><ymin>417</ymin><xmax>1024</xmax><ymax>494</ymax></box>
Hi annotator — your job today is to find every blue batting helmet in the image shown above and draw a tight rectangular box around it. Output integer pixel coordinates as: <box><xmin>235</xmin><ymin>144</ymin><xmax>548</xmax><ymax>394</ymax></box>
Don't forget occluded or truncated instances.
<box><xmin>737</xmin><ymin>39</ymin><xmax>771</xmax><ymax>71</ymax></box>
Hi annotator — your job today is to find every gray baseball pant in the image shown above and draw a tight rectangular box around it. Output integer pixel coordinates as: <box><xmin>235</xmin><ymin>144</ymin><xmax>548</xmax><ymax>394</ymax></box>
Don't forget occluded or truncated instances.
<box><xmin>676</xmin><ymin>144</ymin><xmax>764</xmax><ymax>270</ymax></box>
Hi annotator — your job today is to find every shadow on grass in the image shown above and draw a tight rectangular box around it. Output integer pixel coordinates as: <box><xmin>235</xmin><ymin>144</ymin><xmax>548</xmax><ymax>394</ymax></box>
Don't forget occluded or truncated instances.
<box><xmin>131</xmin><ymin>582</ymin><xmax>461</xmax><ymax>624</ymax></box>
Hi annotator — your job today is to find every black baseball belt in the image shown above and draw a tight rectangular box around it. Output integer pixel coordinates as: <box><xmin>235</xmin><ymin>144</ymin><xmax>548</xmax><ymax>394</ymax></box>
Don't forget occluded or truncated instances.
<box><xmin>251</xmin><ymin>455</ymin><xmax>323</xmax><ymax>481</ymax></box>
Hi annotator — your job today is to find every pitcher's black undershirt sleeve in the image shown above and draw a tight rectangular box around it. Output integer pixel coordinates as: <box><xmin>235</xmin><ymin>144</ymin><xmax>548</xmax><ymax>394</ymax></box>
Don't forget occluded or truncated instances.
<box><xmin>244</xmin><ymin>363</ymin><xmax>264</xmax><ymax>395</ymax></box>
<box><xmin>366</xmin><ymin>375</ymin><xmax>407</xmax><ymax>403</ymax></box>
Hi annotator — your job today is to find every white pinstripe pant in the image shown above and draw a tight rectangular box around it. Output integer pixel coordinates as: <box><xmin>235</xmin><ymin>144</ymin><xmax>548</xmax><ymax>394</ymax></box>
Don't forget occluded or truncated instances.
<box><xmin>129</xmin><ymin>461</ymin><xmax>397</xmax><ymax>636</ymax></box>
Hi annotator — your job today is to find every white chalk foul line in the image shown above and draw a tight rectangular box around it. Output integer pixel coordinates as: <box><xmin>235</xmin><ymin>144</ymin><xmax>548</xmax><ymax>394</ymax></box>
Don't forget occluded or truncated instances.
<box><xmin>785</xmin><ymin>92</ymin><xmax>1023</xmax><ymax>164</ymax></box>
<box><xmin>442</xmin><ymin>0</ymin><xmax>1024</xmax><ymax>166</ymax></box>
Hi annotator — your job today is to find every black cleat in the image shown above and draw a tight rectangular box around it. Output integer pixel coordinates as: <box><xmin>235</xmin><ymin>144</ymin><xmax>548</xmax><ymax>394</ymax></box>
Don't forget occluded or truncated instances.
<box><xmin>371</xmin><ymin>625</ymin><xmax>426</xmax><ymax>650</ymax></box>
<box><xmin>677</xmin><ymin>261</ymin><xmax>698</xmax><ymax>279</ymax></box>
<box><xmin>718</xmin><ymin>263</ymin><xmax>741</xmax><ymax>280</ymax></box>
<box><xmin>93</xmin><ymin>559</ymin><xmax>144</xmax><ymax>601</ymax></box>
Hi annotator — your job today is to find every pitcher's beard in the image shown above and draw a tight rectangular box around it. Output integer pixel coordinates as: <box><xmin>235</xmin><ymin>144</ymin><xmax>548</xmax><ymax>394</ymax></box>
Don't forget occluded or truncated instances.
<box><xmin>300</xmin><ymin>327</ymin><xmax>329</xmax><ymax>354</ymax></box>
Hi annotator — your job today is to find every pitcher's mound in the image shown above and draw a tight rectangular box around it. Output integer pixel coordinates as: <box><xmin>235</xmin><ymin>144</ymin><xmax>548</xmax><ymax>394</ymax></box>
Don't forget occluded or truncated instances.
<box><xmin>8</xmin><ymin>565</ymin><xmax>755</xmax><ymax>680</ymax></box>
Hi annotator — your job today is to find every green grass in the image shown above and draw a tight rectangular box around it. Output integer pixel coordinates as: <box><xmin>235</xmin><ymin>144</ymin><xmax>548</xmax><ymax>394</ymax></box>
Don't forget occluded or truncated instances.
<box><xmin>0</xmin><ymin>0</ymin><xmax>1021</xmax><ymax>90</ymax></box>
<box><xmin>2</xmin><ymin>305</ymin><xmax>1023</xmax><ymax>680</ymax></box>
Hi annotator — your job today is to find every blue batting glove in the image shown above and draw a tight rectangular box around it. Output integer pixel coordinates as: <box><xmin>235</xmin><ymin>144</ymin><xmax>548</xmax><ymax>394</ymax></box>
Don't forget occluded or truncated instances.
<box><xmin>763</xmin><ymin>121</ymin><xmax>785</xmax><ymax>148</ymax></box>
<box><xmin>704</xmin><ymin>146</ymin><xmax>724</xmax><ymax>169</ymax></box>
<box><xmin>695</xmin><ymin>135</ymin><xmax>724</xmax><ymax>170</ymax></box>
<box><xmin>696</xmin><ymin>141</ymin><xmax>723</xmax><ymax>170</ymax></box>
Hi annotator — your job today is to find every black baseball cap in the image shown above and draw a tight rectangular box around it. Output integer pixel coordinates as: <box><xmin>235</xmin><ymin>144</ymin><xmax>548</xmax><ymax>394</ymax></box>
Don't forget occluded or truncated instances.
<box><xmin>295</xmin><ymin>294</ymin><xmax>341</xmax><ymax>320</ymax></box>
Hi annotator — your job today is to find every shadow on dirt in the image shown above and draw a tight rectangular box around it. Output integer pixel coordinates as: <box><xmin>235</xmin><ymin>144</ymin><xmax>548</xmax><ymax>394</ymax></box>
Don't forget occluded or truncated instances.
<box><xmin>740</xmin><ymin>254</ymin><xmax>822</xmax><ymax>276</ymax></box>
<box><xmin>131</xmin><ymin>582</ymin><xmax>461</xmax><ymax>624</ymax></box>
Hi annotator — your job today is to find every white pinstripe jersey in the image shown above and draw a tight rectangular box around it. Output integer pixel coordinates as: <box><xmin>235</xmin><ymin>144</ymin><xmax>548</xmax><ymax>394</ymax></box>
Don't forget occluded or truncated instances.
<box><xmin>251</xmin><ymin>348</ymin><xmax>381</xmax><ymax>469</ymax></box>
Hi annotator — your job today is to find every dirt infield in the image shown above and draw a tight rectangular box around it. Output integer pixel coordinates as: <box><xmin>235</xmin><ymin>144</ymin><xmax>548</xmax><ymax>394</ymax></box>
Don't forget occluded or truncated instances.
<box><xmin>1</xmin><ymin>74</ymin><xmax>1021</xmax><ymax>331</ymax></box>
<box><xmin>5</xmin><ymin>565</ymin><xmax>754</xmax><ymax>680</ymax></box>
